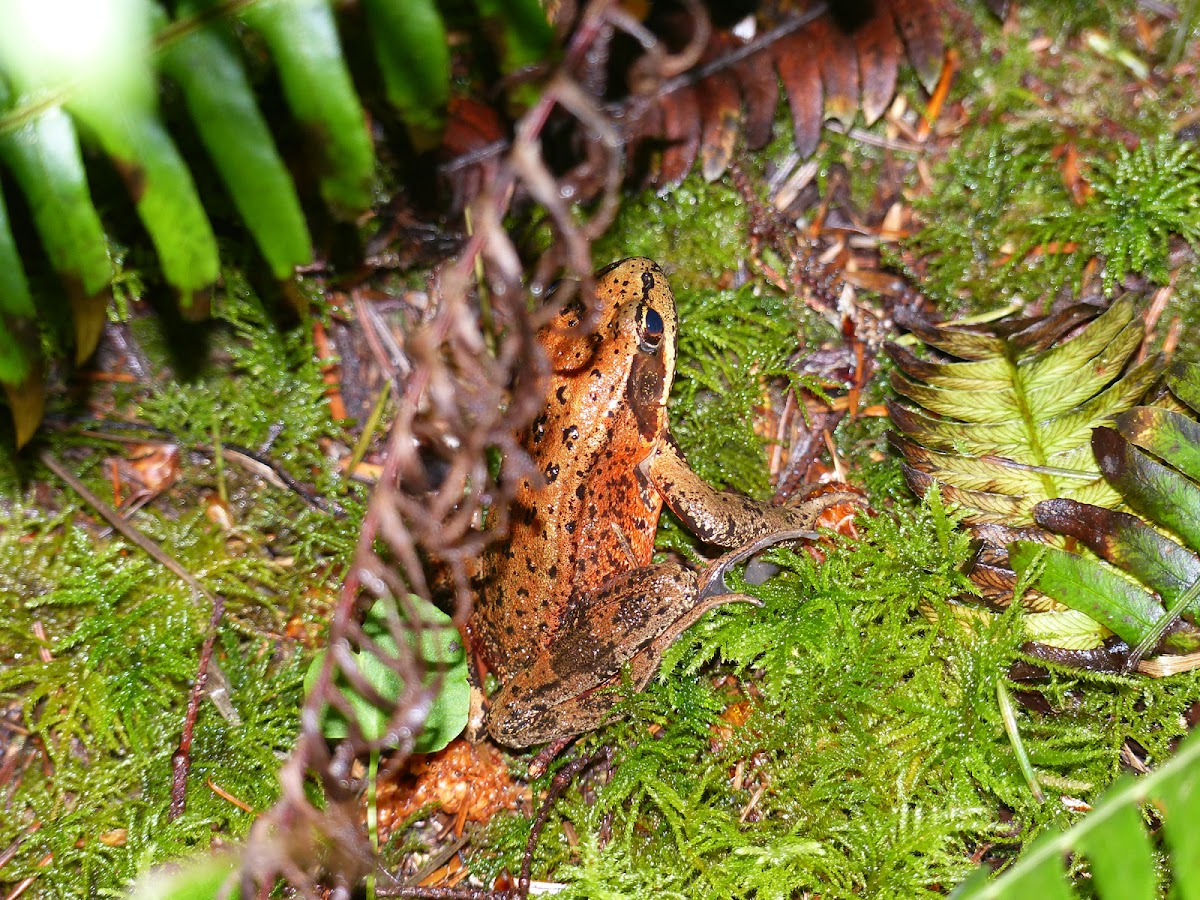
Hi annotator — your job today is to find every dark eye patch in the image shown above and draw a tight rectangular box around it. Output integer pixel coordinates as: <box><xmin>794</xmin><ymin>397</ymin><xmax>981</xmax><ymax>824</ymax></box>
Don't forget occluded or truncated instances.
<box><xmin>638</xmin><ymin>306</ymin><xmax>664</xmax><ymax>352</ymax></box>
<box><xmin>644</xmin><ymin>308</ymin><xmax>664</xmax><ymax>336</ymax></box>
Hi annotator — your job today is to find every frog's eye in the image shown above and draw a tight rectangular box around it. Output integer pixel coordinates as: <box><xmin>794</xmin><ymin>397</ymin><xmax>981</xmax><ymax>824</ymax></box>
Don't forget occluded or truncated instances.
<box><xmin>638</xmin><ymin>306</ymin><xmax>664</xmax><ymax>352</ymax></box>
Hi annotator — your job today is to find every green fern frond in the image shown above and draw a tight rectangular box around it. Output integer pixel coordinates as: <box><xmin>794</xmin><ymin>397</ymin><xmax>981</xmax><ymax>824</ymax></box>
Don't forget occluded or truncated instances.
<box><xmin>0</xmin><ymin>0</ymin><xmax>552</xmax><ymax>445</ymax></box>
<box><xmin>1011</xmin><ymin>359</ymin><xmax>1200</xmax><ymax>664</ymax></box>
<box><xmin>887</xmin><ymin>297</ymin><xmax>1160</xmax><ymax>527</ymax></box>
<box><xmin>886</xmin><ymin>296</ymin><xmax>1171</xmax><ymax>654</ymax></box>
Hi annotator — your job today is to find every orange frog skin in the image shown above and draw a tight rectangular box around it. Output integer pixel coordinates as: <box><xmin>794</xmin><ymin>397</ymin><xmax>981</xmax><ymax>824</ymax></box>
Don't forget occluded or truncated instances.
<box><xmin>469</xmin><ymin>258</ymin><xmax>851</xmax><ymax>748</ymax></box>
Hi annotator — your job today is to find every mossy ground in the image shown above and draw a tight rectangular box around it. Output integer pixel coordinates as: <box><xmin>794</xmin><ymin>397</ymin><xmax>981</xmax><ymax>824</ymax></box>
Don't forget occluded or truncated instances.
<box><xmin>4</xmin><ymin>3</ymin><xmax>1200</xmax><ymax>898</ymax></box>
<box><xmin>0</xmin><ymin>276</ymin><xmax>365</xmax><ymax>898</ymax></box>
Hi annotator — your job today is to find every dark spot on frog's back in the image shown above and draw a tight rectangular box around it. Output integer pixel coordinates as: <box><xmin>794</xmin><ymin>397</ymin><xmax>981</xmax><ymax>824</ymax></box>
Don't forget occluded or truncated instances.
<box><xmin>545</xmin><ymin>463</ymin><xmax>559</xmax><ymax>483</ymax></box>
<box><xmin>556</xmin><ymin>385</ymin><xmax>568</xmax><ymax>404</ymax></box>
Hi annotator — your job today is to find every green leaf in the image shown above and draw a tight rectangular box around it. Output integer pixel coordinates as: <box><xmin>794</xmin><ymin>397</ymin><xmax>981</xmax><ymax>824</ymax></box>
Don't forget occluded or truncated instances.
<box><xmin>1093</xmin><ymin>426</ymin><xmax>1200</xmax><ymax>555</ymax></box>
<box><xmin>471</xmin><ymin>0</ymin><xmax>555</xmax><ymax>109</ymax></box>
<box><xmin>1155</xmin><ymin>750</ymin><xmax>1200</xmax><ymax>900</ymax></box>
<box><xmin>1166</xmin><ymin>358</ymin><xmax>1200</xmax><ymax>414</ymax></box>
<box><xmin>887</xmin><ymin>300</ymin><xmax>1158</xmax><ymax>527</ymax></box>
<box><xmin>956</xmin><ymin>728</ymin><xmax>1200</xmax><ymax>899</ymax></box>
<box><xmin>1034</xmin><ymin>499</ymin><xmax>1200</xmax><ymax>621</ymax></box>
<box><xmin>304</xmin><ymin>596</ymin><xmax>470</xmax><ymax>753</ymax></box>
<box><xmin>1076</xmin><ymin>797</ymin><xmax>1157</xmax><ymax>900</ymax></box>
<box><xmin>68</xmin><ymin>93</ymin><xmax>219</xmax><ymax>317</ymax></box>
<box><xmin>1009</xmin><ymin>541</ymin><xmax>1199</xmax><ymax>654</ymax></box>
<box><xmin>965</xmin><ymin>828</ymin><xmax>1074</xmax><ymax>900</ymax></box>
<box><xmin>0</xmin><ymin>86</ymin><xmax>112</xmax><ymax>362</ymax></box>
<box><xmin>0</xmin><ymin>180</ymin><xmax>37</xmax><ymax>386</ymax></box>
<box><xmin>237</xmin><ymin>0</ymin><xmax>374</xmax><ymax>218</ymax></box>
<box><xmin>1115</xmin><ymin>405</ymin><xmax>1200</xmax><ymax>484</ymax></box>
<box><xmin>127</xmin><ymin>851</ymin><xmax>238</xmax><ymax>900</ymax></box>
<box><xmin>361</xmin><ymin>0</ymin><xmax>449</xmax><ymax>150</ymax></box>
<box><xmin>159</xmin><ymin>5</ymin><xmax>312</xmax><ymax>280</ymax></box>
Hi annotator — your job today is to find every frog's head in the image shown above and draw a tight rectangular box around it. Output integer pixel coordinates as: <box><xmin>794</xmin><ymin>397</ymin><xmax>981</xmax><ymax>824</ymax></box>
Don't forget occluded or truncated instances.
<box><xmin>595</xmin><ymin>257</ymin><xmax>679</xmax><ymax>442</ymax></box>
<box><xmin>539</xmin><ymin>257</ymin><xmax>679</xmax><ymax>443</ymax></box>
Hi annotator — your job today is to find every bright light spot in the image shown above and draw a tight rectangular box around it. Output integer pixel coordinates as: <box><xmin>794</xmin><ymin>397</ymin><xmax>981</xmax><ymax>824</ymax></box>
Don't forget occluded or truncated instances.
<box><xmin>0</xmin><ymin>0</ymin><xmax>149</xmax><ymax>93</ymax></box>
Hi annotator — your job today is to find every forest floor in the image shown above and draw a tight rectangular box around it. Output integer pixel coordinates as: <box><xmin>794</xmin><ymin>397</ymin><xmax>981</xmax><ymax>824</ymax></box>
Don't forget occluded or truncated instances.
<box><xmin>3</xmin><ymin>3</ymin><xmax>1200</xmax><ymax>898</ymax></box>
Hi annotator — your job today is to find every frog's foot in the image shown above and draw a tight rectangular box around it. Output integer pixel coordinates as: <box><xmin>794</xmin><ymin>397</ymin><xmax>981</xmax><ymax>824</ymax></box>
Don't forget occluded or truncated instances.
<box><xmin>698</xmin><ymin>528</ymin><xmax>823</xmax><ymax>600</ymax></box>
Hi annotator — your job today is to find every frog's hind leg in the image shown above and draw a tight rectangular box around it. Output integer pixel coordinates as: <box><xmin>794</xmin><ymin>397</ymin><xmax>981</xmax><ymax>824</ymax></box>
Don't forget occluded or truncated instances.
<box><xmin>486</xmin><ymin>562</ymin><xmax>754</xmax><ymax>748</ymax></box>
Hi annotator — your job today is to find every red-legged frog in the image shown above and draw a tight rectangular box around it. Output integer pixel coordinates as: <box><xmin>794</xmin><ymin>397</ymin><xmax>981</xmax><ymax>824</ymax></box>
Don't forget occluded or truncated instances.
<box><xmin>468</xmin><ymin>257</ymin><xmax>852</xmax><ymax>748</ymax></box>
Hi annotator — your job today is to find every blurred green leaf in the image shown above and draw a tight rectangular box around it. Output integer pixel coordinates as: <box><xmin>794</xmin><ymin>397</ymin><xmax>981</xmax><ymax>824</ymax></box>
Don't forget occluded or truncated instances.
<box><xmin>0</xmin><ymin>84</ymin><xmax>112</xmax><ymax>362</ymax></box>
<box><xmin>160</xmin><ymin>4</ymin><xmax>312</xmax><ymax>280</ymax></box>
<box><xmin>237</xmin><ymin>0</ymin><xmax>374</xmax><ymax>218</ymax></box>
<box><xmin>362</xmin><ymin>0</ymin><xmax>449</xmax><ymax>150</ymax></box>
<box><xmin>304</xmin><ymin>596</ymin><xmax>470</xmax><ymax>753</ymax></box>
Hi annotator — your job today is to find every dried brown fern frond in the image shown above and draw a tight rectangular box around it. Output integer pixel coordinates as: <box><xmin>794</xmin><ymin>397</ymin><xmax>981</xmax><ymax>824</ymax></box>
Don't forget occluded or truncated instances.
<box><xmin>439</xmin><ymin>0</ymin><xmax>953</xmax><ymax>215</ymax></box>
<box><xmin>618</xmin><ymin>0</ymin><xmax>948</xmax><ymax>186</ymax></box>
<box><xmin>236</xmin><ymin>4</ymin><xmax>660</xmax><ymax>896</ymax></box>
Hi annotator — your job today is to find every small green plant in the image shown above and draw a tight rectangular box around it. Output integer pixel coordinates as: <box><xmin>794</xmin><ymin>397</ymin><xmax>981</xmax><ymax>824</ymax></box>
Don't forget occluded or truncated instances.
<box><xmin>302</xmin><ymin>596</ymin><xmax>470</xmax><ymax>754</ymax></box>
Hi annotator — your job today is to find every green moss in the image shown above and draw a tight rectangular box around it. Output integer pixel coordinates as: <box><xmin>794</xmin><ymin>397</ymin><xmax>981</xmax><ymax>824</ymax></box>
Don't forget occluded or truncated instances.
<box><xmin>471</xmin><ymin>494</ymin><xmax>1200</xmax><ymax>897</ymax></box>
<box><xmin>0</xmin><ymin>277</ymin><xmax>360</xmax><ymax>898</ymax></box>
<box><xmin>591</xmin><ymin>173</ymin><xmax>749</xmax><ymax>292</ymax></box>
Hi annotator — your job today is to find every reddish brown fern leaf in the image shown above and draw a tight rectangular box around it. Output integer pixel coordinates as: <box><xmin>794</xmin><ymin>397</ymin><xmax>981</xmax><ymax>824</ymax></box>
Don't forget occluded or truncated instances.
<box><xmin>627</xmin><ymin>0</ymin><xmax>948</xmax><ymax>185</ymax></box>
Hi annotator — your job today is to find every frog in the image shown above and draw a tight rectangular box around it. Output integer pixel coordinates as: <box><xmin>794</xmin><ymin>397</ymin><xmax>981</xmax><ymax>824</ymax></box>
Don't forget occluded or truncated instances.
<box><xmin>468</xmin><ymin>257</ymin><xmax>855</xmax><ymax>749</ymax></box>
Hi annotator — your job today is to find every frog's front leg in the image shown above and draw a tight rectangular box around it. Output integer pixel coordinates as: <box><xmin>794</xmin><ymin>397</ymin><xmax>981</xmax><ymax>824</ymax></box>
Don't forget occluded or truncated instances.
<box><xmin>641</xmin><ymin>436</ymin><xmax>858</xmax><ymax>548</ymax></box>
<box><xmin>486</xmin><ymin>563</ymin><xmax>749</xmax><ymax>747</ymax></box>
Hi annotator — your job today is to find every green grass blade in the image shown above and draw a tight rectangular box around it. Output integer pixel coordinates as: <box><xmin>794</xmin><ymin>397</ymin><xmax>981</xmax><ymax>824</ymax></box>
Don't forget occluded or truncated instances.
<box><xmin>361</xmin><ymin>0</ymin><xmax>449</xmax><ymax>149</ymax></box>
<box><xmin>957</xmin><ymin>730</ymin><xmax>1200</xmax><ymax>899</ymax></box>
<box><xmin>237</xmin><ymin>0</ymin><xmax>374</xmax><ymax>218</ymax></box>
<box><xmin>160</xmin><ymin>6</ymin><xmax>312</xmax><ymax>280</ymax></box>
<box><xmin>1077</xmin><ymin>795</ymin><xmax>1157</xmax><ymax>900</ymax></box>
